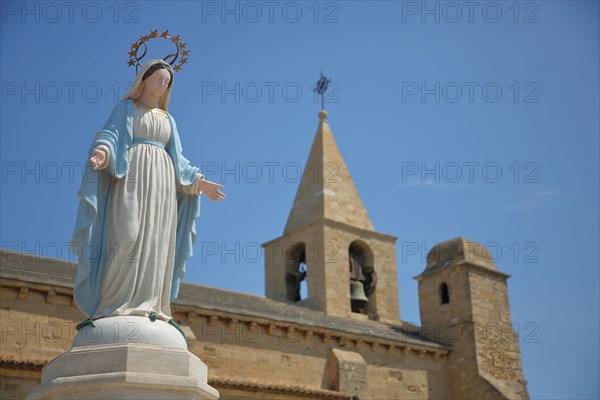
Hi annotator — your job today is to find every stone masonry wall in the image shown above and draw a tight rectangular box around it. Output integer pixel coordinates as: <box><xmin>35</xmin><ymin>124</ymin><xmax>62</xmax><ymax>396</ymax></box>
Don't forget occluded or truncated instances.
<box><xmin>2</xmin><ymin>276</ymin><xmax>451</xmax><ymax>399</ymax></box>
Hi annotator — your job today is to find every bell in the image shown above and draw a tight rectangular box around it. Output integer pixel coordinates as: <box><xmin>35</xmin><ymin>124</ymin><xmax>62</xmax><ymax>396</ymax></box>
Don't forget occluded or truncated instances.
<box><xmin>286</xmin><ymin>271</ymin><xmax>306</xmax><ymax>290</ymax></box>
<box><xmin>350</xmin><ymin>280</ymin><xmax>369</xmax><ymax>303</ymax></box>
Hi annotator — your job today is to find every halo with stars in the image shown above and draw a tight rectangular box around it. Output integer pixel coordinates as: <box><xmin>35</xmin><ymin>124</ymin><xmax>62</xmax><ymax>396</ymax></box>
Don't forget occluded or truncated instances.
<box><xmin>127</xmin><ymin>29</ymin><xmax>189</xmax><ymax>73</ymax></box>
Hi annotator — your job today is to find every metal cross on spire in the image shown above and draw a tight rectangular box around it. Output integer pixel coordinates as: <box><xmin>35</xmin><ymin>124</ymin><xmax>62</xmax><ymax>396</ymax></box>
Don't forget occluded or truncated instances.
<box><xmin>313</xmin><ymin>71</ymin><xmax>332</xmax><ymax>110</ymax></box>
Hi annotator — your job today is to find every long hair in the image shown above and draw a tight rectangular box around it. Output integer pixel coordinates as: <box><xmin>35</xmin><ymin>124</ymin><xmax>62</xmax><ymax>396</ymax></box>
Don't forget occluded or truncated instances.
<box><xmin>122</xmin><ymin>59</ymin><xmax>174</xmax><ymax>111</ymax></box>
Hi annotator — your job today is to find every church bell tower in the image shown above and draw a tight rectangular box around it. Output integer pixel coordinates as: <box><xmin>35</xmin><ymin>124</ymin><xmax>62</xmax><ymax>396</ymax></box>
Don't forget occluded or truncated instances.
<box><xmin>262</xmin><ymin>108</ymin><xmax>401</xmax><ymax>323</ymax></box>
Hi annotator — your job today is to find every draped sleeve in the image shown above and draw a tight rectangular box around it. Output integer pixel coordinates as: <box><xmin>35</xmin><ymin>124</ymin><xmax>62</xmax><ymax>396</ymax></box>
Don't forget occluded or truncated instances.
<box><xmin>71</xmin><ymin>100</ymin><xmax>131</xmax><ymax>316</ymax></box>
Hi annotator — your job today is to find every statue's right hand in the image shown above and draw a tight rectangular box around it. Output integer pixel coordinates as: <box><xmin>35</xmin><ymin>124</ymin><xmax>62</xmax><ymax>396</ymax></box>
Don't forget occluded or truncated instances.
<box><xmin>90</xmin><ymin>148</ymin><xmax>107</xmax><ymax>170</ymax></box>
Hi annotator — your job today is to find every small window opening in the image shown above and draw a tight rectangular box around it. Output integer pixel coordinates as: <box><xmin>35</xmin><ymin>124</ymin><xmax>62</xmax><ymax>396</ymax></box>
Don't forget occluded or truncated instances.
<box><xmin>440</xmin><ymin>282</ymin><xmax>450</xmax><ymax>304</ymax></box>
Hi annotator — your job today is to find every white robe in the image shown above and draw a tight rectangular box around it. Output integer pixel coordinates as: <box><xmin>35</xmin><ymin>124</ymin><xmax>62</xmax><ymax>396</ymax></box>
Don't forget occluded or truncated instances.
<box><xmin>92</xmin><ymin>101</ymin><xmax>200</xmax><ymax>320</ymax></box>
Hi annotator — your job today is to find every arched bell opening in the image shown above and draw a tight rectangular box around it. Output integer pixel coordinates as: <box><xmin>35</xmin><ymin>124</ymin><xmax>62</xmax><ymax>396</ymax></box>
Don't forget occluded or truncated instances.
<box><xmin>349</xmin><ymin>240</ymin><xmax>377</xmax><ymax>320</ymax></box>
<box><xmin>284</xmin><ymin>242</ymin><xmax>307</xmax><ymax>302</ymax></box>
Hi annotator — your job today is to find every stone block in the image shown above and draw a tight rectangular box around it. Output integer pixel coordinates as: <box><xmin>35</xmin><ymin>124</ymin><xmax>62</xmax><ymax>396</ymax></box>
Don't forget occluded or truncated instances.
<box><xmin>327</xmin><ymin>348</ymin><xmax>367</xmax><ymax>397</ymax></box>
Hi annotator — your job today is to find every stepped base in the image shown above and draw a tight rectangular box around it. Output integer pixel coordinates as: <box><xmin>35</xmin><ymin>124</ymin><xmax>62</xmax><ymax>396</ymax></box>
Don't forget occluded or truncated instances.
<box><xmin>27</xmin><ymin>317</ymin><xmax>219</xmax><ymax>400</ymax></box>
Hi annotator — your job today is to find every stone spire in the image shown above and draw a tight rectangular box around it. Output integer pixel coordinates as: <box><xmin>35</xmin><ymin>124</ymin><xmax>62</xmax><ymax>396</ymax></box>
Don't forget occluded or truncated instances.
<box><xmin>283</xmin><ymin>110</ymin><xmax>374</xmax><ymax>235</ymax></box>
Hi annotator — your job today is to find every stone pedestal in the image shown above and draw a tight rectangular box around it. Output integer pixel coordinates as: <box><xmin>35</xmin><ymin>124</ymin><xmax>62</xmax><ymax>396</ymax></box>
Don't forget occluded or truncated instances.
<box><xmin>27</xmin><ymin>317</ymin><xmax>219</xmax><ymax>400</ymax></box>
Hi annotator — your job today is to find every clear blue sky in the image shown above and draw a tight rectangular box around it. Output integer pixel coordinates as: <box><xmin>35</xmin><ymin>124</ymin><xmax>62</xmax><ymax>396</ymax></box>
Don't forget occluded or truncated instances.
<box><xmin>1</xmin><ymin>1</ymin><xmax>598</xmax><ymax>398</ymax></box>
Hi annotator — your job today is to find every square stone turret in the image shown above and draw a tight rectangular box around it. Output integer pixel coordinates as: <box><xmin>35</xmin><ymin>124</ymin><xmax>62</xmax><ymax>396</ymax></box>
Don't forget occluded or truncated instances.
<box><xmin>262</xmin><ymin>110</ymin><xmax>400</xmax><ymax>323</ymax></box>
<box><xmin>414</xmin><ymin>237</ymin><xmax>530</xmax><ymax>399</ymax></box>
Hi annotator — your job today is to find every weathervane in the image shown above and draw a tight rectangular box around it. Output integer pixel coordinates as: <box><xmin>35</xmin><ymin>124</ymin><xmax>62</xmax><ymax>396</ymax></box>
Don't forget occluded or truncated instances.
<box><xmin>127</xmin><ymin>29</ymin><xmax>189</xmax><ymax>73</ymax></box>
<box><xmin>313</xmin><ymin>71</ymin><xmax>332</xmax><ymax>110</ymax></box>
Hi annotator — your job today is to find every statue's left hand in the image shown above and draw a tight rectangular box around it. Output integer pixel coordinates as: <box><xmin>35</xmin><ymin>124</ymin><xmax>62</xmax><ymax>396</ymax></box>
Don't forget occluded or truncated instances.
<box><xmin>199</xmin><ymin>177</ymin><xmax>227</xmax><ymax>201</ymax></box>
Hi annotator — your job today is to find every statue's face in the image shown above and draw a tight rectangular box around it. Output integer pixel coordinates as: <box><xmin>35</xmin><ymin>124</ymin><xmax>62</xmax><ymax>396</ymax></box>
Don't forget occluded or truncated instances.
<box><xmin>143</xmin><ymin>67</ymin><xmax>171</xmax><ymax>98</ymax></box>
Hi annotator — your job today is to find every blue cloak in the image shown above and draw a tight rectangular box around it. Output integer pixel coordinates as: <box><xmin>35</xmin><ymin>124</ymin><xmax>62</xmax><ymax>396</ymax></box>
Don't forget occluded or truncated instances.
<box><xmin>70</xmin><ymin>98</ymin><xmax>201</xmax><ymax>317</ymax></box>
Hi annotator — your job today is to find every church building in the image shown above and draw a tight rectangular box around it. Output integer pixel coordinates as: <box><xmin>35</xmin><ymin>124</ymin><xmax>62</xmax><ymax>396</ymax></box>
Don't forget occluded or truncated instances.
<box><xmin>0</xmin><ymin>109</ymin><xmax>529</xmax><ymax>399</ymax></box>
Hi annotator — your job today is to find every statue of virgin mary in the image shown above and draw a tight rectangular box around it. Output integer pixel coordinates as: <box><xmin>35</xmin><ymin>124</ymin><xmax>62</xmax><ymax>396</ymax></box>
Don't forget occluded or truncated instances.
<box><xmin>70</xmin><ymin>58</ymin><xmax>226</xmax><ymax>332</ymax></box>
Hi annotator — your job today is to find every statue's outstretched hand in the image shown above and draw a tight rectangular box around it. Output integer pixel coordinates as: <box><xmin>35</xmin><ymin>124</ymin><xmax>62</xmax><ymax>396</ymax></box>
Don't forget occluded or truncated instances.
<box><xmin>90</xmin><ymin>148</ymin><xmax>107</xmax><ymax>170</ymax></box>
<box><xmin>198</xmin><ymin>177</ymin><xmax>227</xmax><ymax>201</ymax></box>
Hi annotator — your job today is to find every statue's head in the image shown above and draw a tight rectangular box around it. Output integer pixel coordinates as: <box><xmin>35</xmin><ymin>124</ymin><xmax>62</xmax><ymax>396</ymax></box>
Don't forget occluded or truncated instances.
<box><xmin>123</xmin><ymin>59</ymin><xmax>175</xmax><ymax>111</ymax></box>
